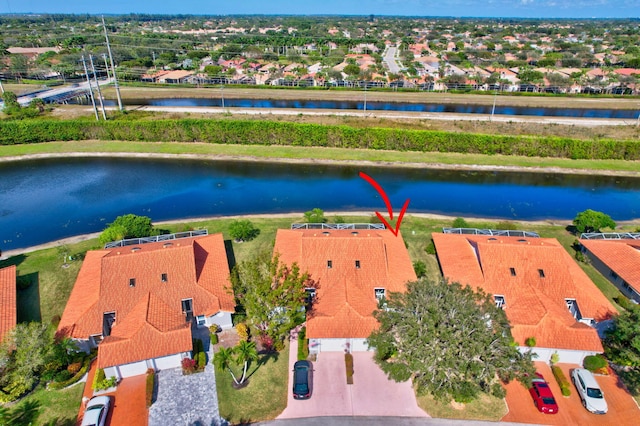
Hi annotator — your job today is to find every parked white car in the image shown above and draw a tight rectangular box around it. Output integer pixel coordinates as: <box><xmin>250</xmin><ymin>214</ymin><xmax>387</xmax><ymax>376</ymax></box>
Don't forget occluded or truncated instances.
<box><xmin>571</xmin><ymin>368</ymin><xmax>608</xmax><ymax>414</ymax></box>
<box><xmin>81</xmin><ymin>395</ymin><xmax>111</xmax><ymax>426</ymax></box>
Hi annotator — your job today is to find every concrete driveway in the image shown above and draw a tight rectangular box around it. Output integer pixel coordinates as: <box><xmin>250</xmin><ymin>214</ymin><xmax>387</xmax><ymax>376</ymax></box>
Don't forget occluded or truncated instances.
<box><xmin>278</xmin><ymin>339</ymin><xmax>428</xmax><ymax>419</ymax></box>
<box><xmin>502</xmin><ymin>362</ymin><xmax>639</xmax><ymax>425</ymax></box>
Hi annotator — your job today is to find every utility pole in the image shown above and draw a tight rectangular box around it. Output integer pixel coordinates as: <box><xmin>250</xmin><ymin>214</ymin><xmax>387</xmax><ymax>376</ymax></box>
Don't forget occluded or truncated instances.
<box><xmin>363</xmin><ymin>84</ymin><xmax>367</xmax><ymax>113</ymax></box>
<box><xmin>0</xmin><ymin>79</ymin><xmax>4</xmax><ymax>94</ymax></box>
<box><xmin>90</xmin><ymin>55</ymin><xmax>107</xmax><ymax>120</ymax></box>
<box><xmin>102</xmin><ymin>54</ymin><xmax>111</xmax><ymax>80</ymax></box>
<box><xmin>82</xmin><ymin>56</ymin><xmax>99</xmax><ymax>121</ymax></box>
<box><xmin>490</xmin><ymin>90</ymin><xmax>497</xmax><ymax>122</ymax></box>
<box><xmin>102</xmin><ymin>15</ymin><xmax>123</xmax><ymax>111</ymax></box>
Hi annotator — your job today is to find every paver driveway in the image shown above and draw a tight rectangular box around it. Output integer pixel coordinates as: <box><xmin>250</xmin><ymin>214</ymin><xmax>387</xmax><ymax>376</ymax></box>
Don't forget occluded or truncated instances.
<box><xmin>278</xmin><ymin>338</ymin><xmax>428</xmax><ymax>419</ymax></box>
<box><xmin>502</xmin><ymin>362</ymin><xmax>639</xmax><ymax>425</ymax></box>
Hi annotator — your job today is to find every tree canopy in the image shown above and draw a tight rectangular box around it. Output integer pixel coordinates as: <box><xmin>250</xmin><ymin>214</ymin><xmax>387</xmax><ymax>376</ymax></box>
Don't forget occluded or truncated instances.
<box><xmin>573</xmin><ymin>209</ymin><xmax>616</xmax><ymax>233</ymax></box>
<box><xmin>304</xmin><ymin>208</ymin><xmax>326</xmax><ymax>223</ymax></box>
<box><xmin>604</xmin><ymin>305</ymin><xmax>640</xmax><ymax>395</ymax></box>
<box><xmin>99</xmin><ymin>214</ymin><xmax>155</xmax><ymax>244</ymax></box>
<box><xmin>367</xmin><ymin>278</ymin><xmax>535</xmax><ymax>402</ymax></box>
<box><xmin>231</xmin><ymin>251</ymin><xmax>312</xmax><ymax>345</ymax></box>
<box><xmin>228</xmin><ymin>220</ymin><xmax>260</xmax><ymax>242</ymax></box>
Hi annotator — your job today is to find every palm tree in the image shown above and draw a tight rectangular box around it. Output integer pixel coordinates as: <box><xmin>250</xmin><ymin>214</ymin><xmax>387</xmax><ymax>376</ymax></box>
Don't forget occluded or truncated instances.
<box><xmin>235</xmin><ymin>340</ymin><xmax>258</xmax><ymax>384</ymax></box>
<box><xmin>213</xmin><ymin>347</ymin><xmax>240</xmax><ymax>385</ymax></box>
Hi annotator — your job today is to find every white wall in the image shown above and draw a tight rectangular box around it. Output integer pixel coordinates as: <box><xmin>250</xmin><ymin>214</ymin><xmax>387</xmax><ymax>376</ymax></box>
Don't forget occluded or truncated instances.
<box><xmin>311</xmin><ymin>338</ymin><xmax>372</xmax><ymax>353</ymax></box>
<box><xmin>206</xmin><ymin>312</ymin><xmax>233</xmax><ymax>330</ymax></box>
<box><xmin>519</xmin><ymin>346</ymin><xmax>597</xmax><ymax>365</ymax></box>
<box><xmin>104</xmin><ymin>353</ymin><xmax>184</xmax><ymax>379</ymax></box>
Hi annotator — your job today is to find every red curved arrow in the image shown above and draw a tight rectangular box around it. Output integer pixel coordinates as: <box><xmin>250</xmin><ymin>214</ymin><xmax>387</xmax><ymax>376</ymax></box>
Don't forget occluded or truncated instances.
<box><xmin>360</xmin><ymin>171</ymin><xmax>410</xmax><ymax>237</ymax></box>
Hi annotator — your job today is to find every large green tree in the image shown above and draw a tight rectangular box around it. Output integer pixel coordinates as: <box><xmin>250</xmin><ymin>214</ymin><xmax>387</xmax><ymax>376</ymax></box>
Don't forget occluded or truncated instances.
<box><xmin>99</xmin><ymin>214</ymin><xmax>155</xmax><ymax>244</ymax></box>
<box><xmin>573</xmin><ymin>209</ymin><xmax>616</xmax><ymax>233</ymax></box>
<box><xmin>228</xmin><ymin>220</ymin><xmax>260</xmax><ymax>243</ymax></box>
<box><xmin>232</xmin><ymin>251</ymin><xmax>311</xmax><ymax>345</ymax></box>
<box><xmin>0</xmin><ymin>323</ymin><xmax>54</xmax><ymax>403</ymax></box>
<box><xmin>367</xmin><ymin>278</ymin><xmax>535</xmax><ymax>402</ymax></box>
<box><xmin>604</xmin><ymin>306</ymin><xmax>640</xmax><ymax>395</ymax></box>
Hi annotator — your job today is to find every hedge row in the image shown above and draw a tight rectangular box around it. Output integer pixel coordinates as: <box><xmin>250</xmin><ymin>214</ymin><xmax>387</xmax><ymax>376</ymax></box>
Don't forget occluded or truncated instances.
<box><xmin>2</xmin><ymin>119</ymin><xmax>640</xmax><ymax>160</ymax></box>
<box><xmin>551</xmin><ymin>365</ymin><xmax>571</xmax><ymax>396</ymax></box>
<box><xmin>47</xmin><ymin>356</ymin><xmax>93</xmax><ymax>391</ymax></box>
<box><xmin>297</xmin><ymin>327</ymin><xmax>309</xmax><ymax>361</ymax></box>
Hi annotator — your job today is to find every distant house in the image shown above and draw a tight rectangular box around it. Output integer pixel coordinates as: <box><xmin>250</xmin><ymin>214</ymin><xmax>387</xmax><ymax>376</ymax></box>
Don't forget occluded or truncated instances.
<box><xmin>157</xmin><ymin>70</ymin><xmax>194</xmax><ymax>84</ymax></box>
<box><xmin>580</xmin><ymin>236</ymin><xmax>640</xmax><ymax>304</ymax></box>
<box><xmin>273</xmin><ymin>226</ymin><xmax>416</xmax><ymax>354</ymax></box>
<box><xmin>432</xmin><ymin>232</ymin><xmax>616</xmax><ymax>364</ymax></box>
<box><xmin>0</xmin><ymin>265</ymin><xmax>17</xmax><ymax>344</ymax></box>
<box><xmin>57</xmin><ymin>233</ymin><xmax>235</xmax><ymax>379</ymax></box>
<box><xmin>141</xmin><ymin>70</ymin><xmax>171</xmax><ymax>83</ymax></box>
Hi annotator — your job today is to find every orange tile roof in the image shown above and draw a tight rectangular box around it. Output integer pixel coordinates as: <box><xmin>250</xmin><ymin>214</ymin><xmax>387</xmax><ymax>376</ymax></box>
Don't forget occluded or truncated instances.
<box><xmin>274</xmin><ymin>229</ymin><xmax>416</xmax><ymax>339</ymax></box>
<box><xmin>0</xmin><ymin>266</ymin><xmax>17</xmax><ymax>343</ymax></box>
<box><xmin>58</xmin><ymin>234</ymin><xmax>234</xmax><ymax>367</ymax></box>
<box><xmin>97</xmin><ymin>292</ymin><xmax>192</xmax><ymax>368</ymax></box>
<box><xmin>580</xmin><ymin>239</ymin><xmax>640</xmax><ymax>294</ymax></box>
<box><xmin>432</xmin><ymin>233</ymin><xmax>615</xmax><ymax>352</ymax></box>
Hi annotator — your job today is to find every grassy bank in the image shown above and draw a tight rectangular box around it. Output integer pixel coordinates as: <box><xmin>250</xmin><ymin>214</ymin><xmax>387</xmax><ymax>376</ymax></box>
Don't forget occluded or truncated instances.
<box><xmin>2</xmin><ymin>141</ymin><xmax>640</xmax><ymax>175</ymax></box>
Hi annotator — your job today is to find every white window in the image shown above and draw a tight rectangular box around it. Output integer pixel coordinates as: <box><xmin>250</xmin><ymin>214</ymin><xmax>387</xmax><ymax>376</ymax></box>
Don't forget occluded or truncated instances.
<box><xmin>374</xmin><ymin>288</ymin><xmax>386</xmax><ymax>301</ymax></box>
<box><xmin>494</xmin><ymin>295</ymin><xmax>506</xmax><ymax>309</ymax></box>
<box><xmin>565</xmin><ymin>298</ymin><xmax>582</xmax><ymax>320</ymax></box>
<box><xmin>196</xmin><ymin>315</ymin><xmax>206</xmax><ymax>326</ymax></box>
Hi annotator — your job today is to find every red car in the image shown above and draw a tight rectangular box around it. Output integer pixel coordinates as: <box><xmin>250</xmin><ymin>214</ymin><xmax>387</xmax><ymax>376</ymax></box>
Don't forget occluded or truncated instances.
<box><xmin>529</xmin><ymin>373</ymin><xmax>559</xmax><ymax>414</ymax></box>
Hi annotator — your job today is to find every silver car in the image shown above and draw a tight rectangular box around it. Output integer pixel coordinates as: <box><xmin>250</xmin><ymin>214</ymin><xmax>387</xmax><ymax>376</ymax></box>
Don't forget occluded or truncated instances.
<box><xmin>571</xmin><ymin>368</ymin><xmax>608</xmax><ymax>414</ymax></box>
<box><xmin>81</xmin><ymin>395</ymin><xmax>111</xmax><ymax>426</ymax></box>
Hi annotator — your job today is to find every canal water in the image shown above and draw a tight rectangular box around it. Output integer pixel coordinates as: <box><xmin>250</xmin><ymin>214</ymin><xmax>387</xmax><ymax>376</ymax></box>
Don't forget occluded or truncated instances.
<box><xmin>1</xmin><ymin>157</ymin><xmax>639</xmax><ymax>250</ymax></box>
<box><xmin>99</xmin><ymin>97</ymin><xmax>640</xmax><ymax>119</ymax></box>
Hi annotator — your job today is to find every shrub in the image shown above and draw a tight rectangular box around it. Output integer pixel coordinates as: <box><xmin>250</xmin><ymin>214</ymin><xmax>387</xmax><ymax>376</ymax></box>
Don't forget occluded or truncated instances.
<box><xmin>48</xmin><ymin>356</ymin><xmax>92</xmax><ymax>390</ymax></box>
<box><xmin>67</xmin><ymin>362</ymin><xmax>82</xmax><ymax>375</ymax></box>
<box><xmin>584</xmin><ymin>355</ymin><xmax>607</xmax><ymax>373</ymax></box>
<box><xmin>181</xmin><ymin>358</ymin><xmax>197</xmax><ymax>374</ymax></box>
<box><xmin>425</xmin><ymin>239</ymin><xmax>436</xmax><ymax>255</ymax></box>
<box><xmin>196</xmin><ymin>351</ymin><xmax>207</xmax><ymax>370</ymax></box>
<box><xmin>297</xmin><ymin>327</ymin><xmax>309</xmax><ymax>361</ymax></box>
<box><xmin>259</xmin><ymin>333</ymin><xmax>275</xmax><ymax>352</ymax></box>
<box><xmin>345</xmin><ymin>353</ymin><xmax>354</xmax><ymax>384</ymax></box>
<box><xmin>413</xmin><ymin>261</ymin><xmax>427</xmax><ymax>278</ymax></box>
<box><xmin>229</xmin><ymin>220</ymin><xmax>260</xmax><ymax>242</ymax></box>
<box><xmin>236</xmin><ymin>323</ymin><xmax>249</xmax><ymax>341</ymax></box>
<box><xmin>146</xmin><ymin>369</ymin><xmax>155</xmax><ymax>408</ymax></box>
<box><xmin>210</xmin><ymin>333</ymin><xmax>219</xmax><ymax>345</ymax></box>
<box><xmin>273</xmin><ymin>338</ymin><xmax>285</xmax><ymax>352</ymax></box>
<box><xmin>525</xmin><ymin>337</ymin><xmax>536</xmax><ymax>347</ymax></box>
<box><xmin>613</xmin><ymin>296</ymin><xmax>638</xmax><ymax>312</ymax></box>
<box><xmin>92</xmin><ymin>368</ymin><xmax>106</xmax><ymax>390</ymax></box>
<box><xmin>232</xmin><ymin>313</ymin><xmax>247</xmax><ymax>326</ymax></box>
<box><xmin>54</xmin><ymin>370</ymin><xmax>72</xmax><ymax>383</ymax></box>
<box><xmin>452</xmin><ymin>217</ymin><xmax>469</xmax><ymax>228</ymax></box>
<box><xmin>550</xmin><ymin>352</ymin><xmax>560</xmax><ymax>365</ymax></box>
<box><xmin>551</xmin><ymin>365</ymin><xmax>571</xmax><ymax>396</ymax></box>
<box><xmin>574</xmin><ymin>250</ymin><xmax>590</xmax><ymax>264</ymax></box>
<box><xmin>209</xmin><ymin>324</ymin><xmax>220</xmax><ymax>334</ymax></box>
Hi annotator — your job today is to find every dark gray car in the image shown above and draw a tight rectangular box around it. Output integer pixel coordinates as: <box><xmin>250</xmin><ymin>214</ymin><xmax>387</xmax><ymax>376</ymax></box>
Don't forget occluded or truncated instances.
<box><xmin>293</xmin><ymin>360</ymin><xmax>313</xmax><ymax>399</ymax></box>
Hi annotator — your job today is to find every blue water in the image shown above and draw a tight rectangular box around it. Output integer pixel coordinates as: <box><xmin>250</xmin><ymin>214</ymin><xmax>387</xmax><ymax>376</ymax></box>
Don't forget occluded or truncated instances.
<box><xmin>1</xmin><ymin>158</ymin><xmax>639</xmax><ymax>250</ymax></box>
<box><xmin>99</xmin><ymin>98</ymin><xmax>640</xmax><ymax>119</ymax></box>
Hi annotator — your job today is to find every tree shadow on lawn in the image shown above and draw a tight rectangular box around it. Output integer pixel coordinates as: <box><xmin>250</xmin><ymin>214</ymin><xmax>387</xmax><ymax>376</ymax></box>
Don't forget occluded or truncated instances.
<box><xmin>246</xmin><ymin>350</ymin><xmax>281</xmax><ymax>380</ymax></box>
<box><xmin>17</xmin><ymin>271</ymin><xmax>41</xmax><ymax>322</ymax></box>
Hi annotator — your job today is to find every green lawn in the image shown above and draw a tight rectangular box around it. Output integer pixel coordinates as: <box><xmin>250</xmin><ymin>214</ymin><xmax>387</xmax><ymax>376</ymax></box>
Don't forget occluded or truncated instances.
<box><xmin>8</xmin><ymin>382</ymin><xmax>84</xmax><ymax>426</ymax></box>
<box><xmin>215</xmin><ymin>342</ymin><xmax>290</xmax><ymax>425</ymax></box>
<box><xmin>416</xmin><ymin>392</ymin><xmax>507</xmax><ymax>421</ymax></box>
<box><xmin>1</xmin><ymin>141</ymin><xmax>640</xmax><ymax>174</ymax></box>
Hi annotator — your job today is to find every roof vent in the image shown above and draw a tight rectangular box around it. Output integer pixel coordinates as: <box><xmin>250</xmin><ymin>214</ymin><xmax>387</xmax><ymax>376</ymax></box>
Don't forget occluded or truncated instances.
<box><xmin>322</xmin><ymin>231</ymin><xmax>330</xmax><ymax>236</ymax></box>
<box><xmin>352</xmin><ymin>231</ymin><xmax>359</xmax><ymax>236</ymax></box>
<box><xmin>163</xmin><ymin>242</ymin><xmax>173</xmax><ymax>248</ymax></box>
<box><xmin>131</xmin><ymin>247</ymin><xmax>141</xmax><ymax>252</ymax></box>
<box><xmin>518</xmin><ymin>239</ymin><xmax>527</xmax><ymax>243</ymax></box>
<box><xmin>488</xmin><ymin>237</ymin><xmax>497</xmax><ymax>241</ymax></box>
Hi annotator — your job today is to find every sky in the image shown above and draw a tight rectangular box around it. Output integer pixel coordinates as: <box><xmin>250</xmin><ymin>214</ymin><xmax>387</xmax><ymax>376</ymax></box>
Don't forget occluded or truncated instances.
<box><xmin>1</xmin><ymin>0</ymin><xmax>639</xmax><ymax>19</ymax></box>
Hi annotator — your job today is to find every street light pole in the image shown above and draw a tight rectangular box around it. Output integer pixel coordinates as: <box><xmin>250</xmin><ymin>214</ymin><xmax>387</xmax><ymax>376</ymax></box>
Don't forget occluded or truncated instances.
<box><xmin>490</xmin><ymin>90</ymin><xmax>497</xmax><ymax>122</ymax></box>
<box><xmin>221</xmin><ymin>85</ymin><xmax>225</xmax><ymax>109</ymax></box>
<box><xmin>363</xmin><ymin>84</ymin><xmax>367</xmax><ymax>113</ymax></box>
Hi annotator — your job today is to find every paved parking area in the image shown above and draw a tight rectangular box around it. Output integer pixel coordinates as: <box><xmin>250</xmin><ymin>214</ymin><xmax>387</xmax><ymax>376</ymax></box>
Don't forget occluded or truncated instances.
<box><xmin>502</xmin><ymin>362</ymin><xmax>639</xmax><ymax>425</ymax></box>
<box><xmin>278</xmin><ymin>339</ymin><xmax>428</xmax><ymax>419</ymax></box>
